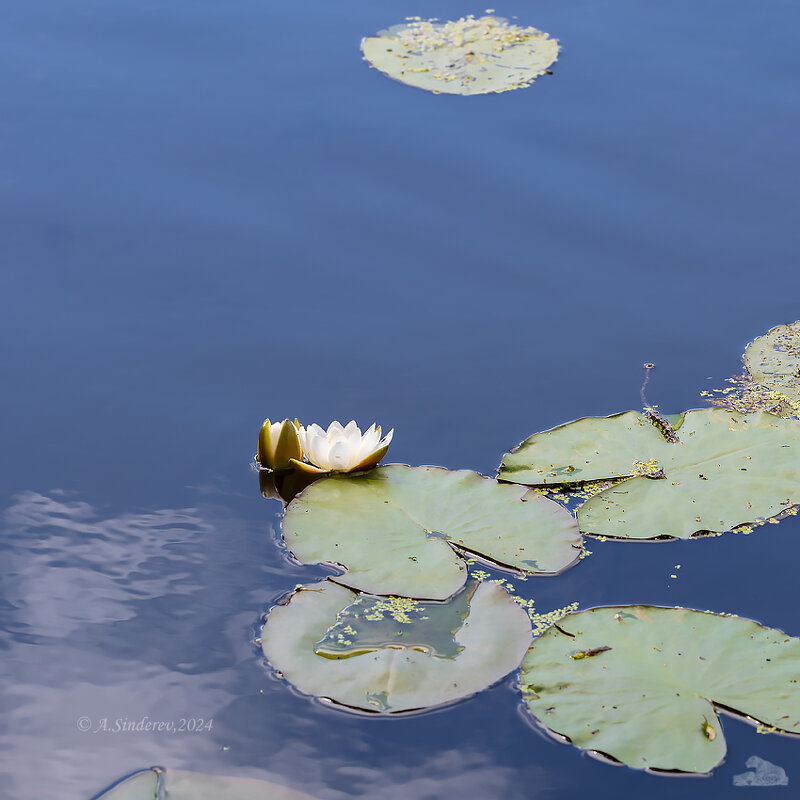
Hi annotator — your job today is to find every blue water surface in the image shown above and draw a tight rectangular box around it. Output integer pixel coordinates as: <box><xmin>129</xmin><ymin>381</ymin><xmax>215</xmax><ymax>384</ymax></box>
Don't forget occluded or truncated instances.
<box><xmin>2</xmin><ymin>0</ymin><xmax>800</xmax><ymax>796</ymax></box>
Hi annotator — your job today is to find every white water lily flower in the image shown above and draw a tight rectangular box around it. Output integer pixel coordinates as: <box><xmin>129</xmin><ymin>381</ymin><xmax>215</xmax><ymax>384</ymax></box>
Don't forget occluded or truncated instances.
<box><xmin>257</xmin><ymin>418</ymin><xmax>303</xmax><ymax>472</ymax></box>
<box><xmin>293</xmin><ymin>421</ymin><xmax>393</xmax><ymax>474</ymax></box>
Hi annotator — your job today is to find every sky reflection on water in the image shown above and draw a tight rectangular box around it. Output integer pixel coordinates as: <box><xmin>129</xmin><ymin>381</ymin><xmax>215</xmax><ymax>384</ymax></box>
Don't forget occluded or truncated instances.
<box><xmin>2</xmin><ymin>0</ymin><xmax>800</xmax><ymax>796</ymax></box>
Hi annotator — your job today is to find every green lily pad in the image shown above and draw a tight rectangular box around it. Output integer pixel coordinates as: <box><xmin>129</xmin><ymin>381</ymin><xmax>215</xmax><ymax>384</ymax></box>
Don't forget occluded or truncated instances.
<box><xmin>520</xmin><ymin>605</ymin><xmax>800</xmax><ymax>774</ymax></box>
<box><xmin>94</xmin><ymin>767</ymin><xmax>318</xmax><ymax>800</ymax></box>
<box><xmin>282</xmin><ymin>465</ymin><xmax>581</xmax><ymax>599</ymax></box>
<box><xmin>744</xmin><ymin>322</ymin><xmax>800</xmax><ymax>409</ymax></box>
<box><xmin>361</xmin><ymin>15</ymin><xmax>559</xmax><ymax>96</ymax></box>
<box><xmin>261</xmin><ymin>579</ymin><xmax>532</xmax><ymax>713</ymax></box>
<box><xmin>499</xmin><ymin>408</ymin><xmax>800</xmax><ymax>539</ymax></box>
<box><xmin>702</xmin><ymin>322</ymin><xmax>800</xmax><ymax>418</ymax></box>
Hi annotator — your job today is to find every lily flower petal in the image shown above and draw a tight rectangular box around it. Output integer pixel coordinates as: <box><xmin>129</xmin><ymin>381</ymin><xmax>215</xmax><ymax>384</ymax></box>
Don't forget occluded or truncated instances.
<box><xmin>288</xmin><ymin>458</ymin><xmax>329</xmax><ymax>475</ymax></box>
<box><xmin>257</xmin><ymin>418</ymin><xmax>275</xmax><ymax>468</ymax></box>
<box><xmin>349</xmin><ymin>442</ymin><xmax>391</xmax><ymax>473</ymax></box>
<box><xmin>296</xmin><ymin>420</ymin><xmax>393</xmax><ymax>473</ymax></box>
<box><xmin>328</xmin><ymin>421</ymin><xmax>345</xmax><ymax>436</ymax></box>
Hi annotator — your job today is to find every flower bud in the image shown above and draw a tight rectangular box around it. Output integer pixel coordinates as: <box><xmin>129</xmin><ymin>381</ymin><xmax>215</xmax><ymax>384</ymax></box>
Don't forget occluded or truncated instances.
<box><xmin>257</xmin><ymin>418</ymin><xmax>303</xmax><ymax>472</ymax></box>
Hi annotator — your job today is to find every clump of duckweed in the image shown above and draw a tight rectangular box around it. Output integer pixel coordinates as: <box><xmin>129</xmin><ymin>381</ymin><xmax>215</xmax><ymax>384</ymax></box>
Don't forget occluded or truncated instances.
<box><xmin>470</xmin><ymin>569</ymin><xmax>517</xmax><ymax>592</ymax></box>
<box><xmin>470</xmin><ymin>567</ymin><xmax>578</xmax><ymax>637</ymax></box>
<box><xmin>361</xmin><ymin>595</ymin><xmax>423</xmax><ymax>624</ymax></box>
<box><xmin>734</xmin><ymin>504</ymin><xmax>798</xmax><ymax>535</ymax></box>
<box><xmin>757</xmin><ymin>723</ymin><xmax>780</xmax><ymax>734</ymax></box>
<box><xmin>702</xmin><ymin>376</ymin><xmax>800</xmax><ymax>418</ymax></box>
<box><xmin>534</xmin><ymin>478</ymin><xmax>620</xmax><ymax>512</ymax></box>
<box><xmin>631</xmin><ymin>458</ymin><xmax>665</xmax><ymax>478</ymax></box>
<box><xmin>316</xmin><ymin>595</ymin><xmax>425</xmax><ymax>650</ymax></box>
<box><xmin>522</xmin><ymin>599</ymin><xmax>580</xmax><ymax>637</ymax></box>
<box><xmin>391</xmin><ymin>14</ymin><xmax>546</xmax><ymax>54</ymax></box>
<box><xmin>332</xmin><ymin>624</ymin><xmax>358</xmax><ymax>647</ymax></box>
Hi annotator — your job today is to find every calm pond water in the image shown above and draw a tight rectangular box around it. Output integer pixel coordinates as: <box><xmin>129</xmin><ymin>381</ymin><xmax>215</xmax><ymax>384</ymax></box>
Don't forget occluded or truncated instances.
<box><xmin>2</xmin><ymin>0</ymin><xmax>800</xmax><ymax>796</ymax></box>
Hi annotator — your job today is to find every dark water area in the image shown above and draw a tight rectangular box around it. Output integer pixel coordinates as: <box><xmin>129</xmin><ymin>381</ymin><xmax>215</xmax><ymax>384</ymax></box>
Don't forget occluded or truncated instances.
<box><xmin>2</xmin><ymin>0</ymin><xmax>800</xmax><ymax>796</ymax></box>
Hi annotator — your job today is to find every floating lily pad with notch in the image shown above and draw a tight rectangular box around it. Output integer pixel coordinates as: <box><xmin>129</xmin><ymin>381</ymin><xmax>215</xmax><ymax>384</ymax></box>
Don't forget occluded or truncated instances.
<box><xmin>744</xmin><ymin>321</ymin><xmax>800</xmax><ymax>410</ymax></box>
<box><xmin>499</xmin><ymin>408</ymin><xmax>800</xmax><ymax>539</ymax></box>
<box><xmin>282</xmin><ymin>465</ymin><xmax>582</xmax><ymax>599</ymax></box>
<box><xmin>520</xmin><ymin>605</ymin><xmax>800</xmax><ymax>773</ymax></box>
<box><xmin>261</xmin><ymin>578</ymin><xmax>532</xmax><ymax>714</ymax></box>
<box><xmin>361</xmin><ymin>15</ymin><xmax>559</xmax><ymax>96</ymax></box>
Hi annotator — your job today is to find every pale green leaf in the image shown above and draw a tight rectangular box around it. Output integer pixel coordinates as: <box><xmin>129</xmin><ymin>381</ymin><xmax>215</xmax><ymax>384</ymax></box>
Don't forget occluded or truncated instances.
<box><xmin>499</xmin><ymin>408</ymin><xmax>800</xmax><ymax>539</ymax></box>
<box><xmin>744</xmin><ymin>321</ymin><xmax>800</xmax><ymax>411</ymax></box>
<box><xmin>521</xmin><ymin>605</ymin><xmax>800</xmax><ymax>773</ymax></box>
<box><xmin>282</xmin><ymin>465</ymin><xmax>581</xmax><ymax>599</ymax></box>
<box><xmin>261</xmin><ymin>579</ymin><xmax>532</xmax><ymax>713</ymax></box>
<box><xmin>362</xmin><ymin>15</ymin><xmax>559</xmax><ymax>96</ymax></box>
